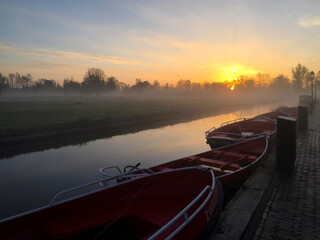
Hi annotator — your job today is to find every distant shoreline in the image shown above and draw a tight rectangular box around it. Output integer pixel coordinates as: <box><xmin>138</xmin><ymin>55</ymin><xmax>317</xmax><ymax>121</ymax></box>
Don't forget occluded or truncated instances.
<box><xmin>0</xmin><ymin>95</ymin><xmax>297</xmax><ymax>159</ymax></box>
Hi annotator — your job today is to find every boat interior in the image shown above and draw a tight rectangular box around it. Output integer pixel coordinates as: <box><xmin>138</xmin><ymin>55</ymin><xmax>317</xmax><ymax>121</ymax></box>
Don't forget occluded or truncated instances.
<box><xmin>208</xmin><ymin>118</ymin><xmax>276</xmax><ymax>138</ymax></box>
<box><xmin>2</xmin><ymin>168</ymin><xmax>212</xmax><ymax>240</ymax></box>
<box><xmin>153</xmin><ymin>137</ymin><xmax>267</xmax><ymax>176</ymax></box>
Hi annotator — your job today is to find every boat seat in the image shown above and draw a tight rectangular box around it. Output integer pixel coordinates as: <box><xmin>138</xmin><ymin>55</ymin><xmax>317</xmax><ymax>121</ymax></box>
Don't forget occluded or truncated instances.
<box><xmin>212</xmin><ymin>150</ymin><xmax>257</xmax><ymax>162</ymax></box>
<box><xmin>186</xmin><ymin>156</ymin><xmax>240</xmax><ymax>171</ymax></box>
<box><xmin>215</xmin><ymin>150</ymin><xmax>226</xmax><ymax>158</ymax></box>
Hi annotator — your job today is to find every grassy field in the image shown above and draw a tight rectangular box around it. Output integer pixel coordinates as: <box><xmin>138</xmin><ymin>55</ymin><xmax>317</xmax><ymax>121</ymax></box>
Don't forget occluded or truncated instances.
<box><xmin>0</xmin><ymin>93</ymin><xmax>295</xmax><ymax>140</ymax></box>
<box><xmin>0</xmin><ymin>96</ymin><xmax>217</xmax><ymax>137</ymax></box>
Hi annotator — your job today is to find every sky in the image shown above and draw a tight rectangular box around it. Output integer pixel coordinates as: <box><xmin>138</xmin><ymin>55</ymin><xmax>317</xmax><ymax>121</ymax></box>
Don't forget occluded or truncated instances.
<box><xmin>0</xmin><ymin>0</ymin><xmax>320</xmax><ymax>85</ymax></box>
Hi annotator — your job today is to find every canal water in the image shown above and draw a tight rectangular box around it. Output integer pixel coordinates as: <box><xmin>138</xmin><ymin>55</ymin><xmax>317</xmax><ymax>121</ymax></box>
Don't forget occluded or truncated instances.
<box><xmin>0</xmin><ymin>101</ymin><xmax>297</xmax><ymax>219</ymax></box>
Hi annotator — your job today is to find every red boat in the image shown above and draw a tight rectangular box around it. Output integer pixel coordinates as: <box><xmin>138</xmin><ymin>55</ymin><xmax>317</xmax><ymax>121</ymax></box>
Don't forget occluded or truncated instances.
<box><xmin>0</xmin><ymin>166</ymin><xmax>223</xmax><ymax>240</ymax></box>
<box><xmin>205</xmin><ymin>117</ymin><xmax>276</xmax><ymax>149</ymax></box>
<box><xmin>152</xmin><ymin>136</ymin><xmax>269</xmax><ymax>186</ymax></box>
<box><xmin>254</xmin><ymin>106</ymin><xmax>298</xmax><ymax>120</ymax></box>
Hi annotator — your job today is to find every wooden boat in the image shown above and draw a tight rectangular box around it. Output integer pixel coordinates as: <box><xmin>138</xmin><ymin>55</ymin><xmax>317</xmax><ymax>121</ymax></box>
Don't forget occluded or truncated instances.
<box><xmin>205</xmin><ymin>117</ymin><xmax>276</xmax><ymax>149</ymax></box>
<box><xmin>0</xmin><ymin>166</ymin><xmax>223</xmax><ymax>240</ymax></box>
<box><xmin>151</xmin><ymin>136</ymin><xmax>269</xmax><ymax>186</ymax></box>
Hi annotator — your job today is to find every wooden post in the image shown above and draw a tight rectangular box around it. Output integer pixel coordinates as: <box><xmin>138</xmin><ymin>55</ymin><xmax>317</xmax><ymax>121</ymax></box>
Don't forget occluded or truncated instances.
<box><xmin>276</xmin><ymin>117</ymin><xmax>296</xmax><ymax>172</ymax></box>
<box><xmin>298</xmin><ymin>106</ymin><xmax>308</xmax><ymax>132</ymax></box>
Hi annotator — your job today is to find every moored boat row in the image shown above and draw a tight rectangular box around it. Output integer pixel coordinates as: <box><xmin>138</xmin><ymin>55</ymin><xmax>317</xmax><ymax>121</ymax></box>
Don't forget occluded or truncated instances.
<box><xmin>0</xmin><ymin>106</ymin><xmax>296</xmax><ymax>239</ymax></box>
<box><xmin>205</xmin><ymin>106</ymin><xmax>298</xmax><ymax>150</ymax></box>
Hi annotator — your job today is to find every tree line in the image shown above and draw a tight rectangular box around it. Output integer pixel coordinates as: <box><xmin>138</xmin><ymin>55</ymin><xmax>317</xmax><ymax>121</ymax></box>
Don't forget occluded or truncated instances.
<box><xmin>0</xmin><ymin>63</ymin><xmax>319</xmax><ymax>96</ymax></box>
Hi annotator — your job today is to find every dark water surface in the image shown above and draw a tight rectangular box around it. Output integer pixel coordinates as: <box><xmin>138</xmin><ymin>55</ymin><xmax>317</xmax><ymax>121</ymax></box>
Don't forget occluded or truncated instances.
<box><xmin>0</xmin><ymin>101</ymin><xmax>297</xmax><ymax>219</ymax></box>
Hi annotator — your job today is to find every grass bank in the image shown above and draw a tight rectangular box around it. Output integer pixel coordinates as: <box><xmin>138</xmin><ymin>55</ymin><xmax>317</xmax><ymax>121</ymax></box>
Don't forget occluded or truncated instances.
<box><xmin>0</xmin><ymin>93</ymin><xmax>296</xmax><ymax>158</ymax></box>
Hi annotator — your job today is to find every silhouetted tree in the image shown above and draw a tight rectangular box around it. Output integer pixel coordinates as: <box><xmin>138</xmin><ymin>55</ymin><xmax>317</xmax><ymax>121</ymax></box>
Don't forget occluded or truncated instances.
<box><xmin>256</xmin><ymin>73</ymin><xmax>270</xmax><ymax>88</ymax></box>
<box><xmin>304</xmin><ymin>71</ymin><xmax>313</xmax><ymax>89</ymax></box>
<box><xmin>151</xmin><ymin>80</ymin><xmax>160</xmax><ymax>89</ymax></box>
<box><xmin>16</xmin><ymin>73</ymin><xmax>32</xmax><ymax>88</ymax></box>
<box><xmin>63</xmin><ymin>77</ymin><xmax>81</xmax><ymax>96</ymax></box>
<box><xmin>82</xmin><ymin>68</ymin><xmax>106</xmax><ymax>94</ymax></box>
<box><xmin>203</xmin><ymin>82</ymin><xmax>210</xmax><ymax>90</ymax></box>
<box><xmin>35</xmin><ymin>79</ymin><xmax>57</xmax><ymax>89</ymax></box>
<box><xmin>8</xmin><ymin>73</ymin><xmax>15</xmax><ymax>88</ymax></box>
<box><xmin>292</xmin><ymin>63</ymin><xmax>308</xmax><ymax>92</ymax></box>
<box><xmin>176</xmin><ymin>79</ymin><xmax>191</xmax><ymax>91</ymax></box>
<box><xmin>191</xmin><ymin>82</ymin><xmax>202</xmax><ymax>91</ymax></box>
<box><xmin>105</xmin><ymin>76</ymin><xmax>119</xmax><ymax>92</ymax></box>
<box><xmin>244</xmin><ymin>79</ymin><xmax>255</xmax><ymax>89</ymax></box>
<box><xmin>269</xmin><ymin>74</ymin><xmax>291</xmax><ymax>92</ymax></box>
<box><xmin>176</xmin><ymin>79</ymin><xmax>184</xmax><ymax>89</ymax></box>
<box><xmin>0</xmin><ymin>73</ymin><xmax>9</xmax><ymax>96</ymax></box>
<box><xmin>14</xmin><ymin>73</ymin><xmax>21</xmax><ymax>88</ymax></box>
<box><xmin>316</xmin><ymin>70</ymin><xmax>320</xmax><ymax>81</ymax></box>
<box><xmin>118</xmin><ymin>82</ymin><xmax>130</xmax><ymax>91</ymax></box>
<box><xmin>164</xmin><ymin>83</ymin><xmax>171</xmax><ymax>89</ymax></box>
<box><xmin>210</xmin><ymin>82</ymin><xmax>227</xmax><ymax>92</ymax></box>
<box><xmin>131</xmin><ymin>79</ymin><xmax>151</xmax><ymax>91</ymax></box>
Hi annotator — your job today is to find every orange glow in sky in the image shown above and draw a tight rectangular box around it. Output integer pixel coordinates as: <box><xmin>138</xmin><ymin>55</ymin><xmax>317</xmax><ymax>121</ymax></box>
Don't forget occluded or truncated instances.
<box><xmin>0</xmin><ymin>1</ymin><xmax>319</xmax><ymax>85</ymax></box>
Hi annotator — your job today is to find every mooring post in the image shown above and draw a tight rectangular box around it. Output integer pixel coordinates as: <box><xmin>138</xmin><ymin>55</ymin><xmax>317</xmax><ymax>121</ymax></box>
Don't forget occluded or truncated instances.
<box><xmin>298</xmin><ymin>106</ymin><xmax>308</xmax><ymax>132</ymax></box>
<box><xmin>276</xmin><ymin>116</ymin><xmax>297</xmax><ymax>172</ymax></box>
<box><xmin>309</xmin><ymin>101</ymin><xmax>314</xmax><ymax>114</ymax></box>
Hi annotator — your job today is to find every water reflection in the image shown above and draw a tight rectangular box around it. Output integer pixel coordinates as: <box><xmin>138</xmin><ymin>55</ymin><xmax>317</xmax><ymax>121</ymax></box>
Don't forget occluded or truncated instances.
<box><xmin>0</xmin><ymin>101</ymin><xmax>296</xmax><ymax>219</ymax></box>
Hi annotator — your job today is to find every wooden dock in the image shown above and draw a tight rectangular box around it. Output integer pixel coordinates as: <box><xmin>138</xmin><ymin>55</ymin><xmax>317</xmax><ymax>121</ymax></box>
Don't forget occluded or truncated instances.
<box><xmin>209</xmin><ymin>100</ymin><xmax>320</xmax><ymax>239</ymax></box>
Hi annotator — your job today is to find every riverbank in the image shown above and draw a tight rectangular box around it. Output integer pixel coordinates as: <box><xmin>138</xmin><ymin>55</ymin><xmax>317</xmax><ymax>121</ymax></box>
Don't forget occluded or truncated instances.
<box><xmin>0</xmin><ymin>94</ymin><xmax>296</xmax><ymax>158</ymax></box>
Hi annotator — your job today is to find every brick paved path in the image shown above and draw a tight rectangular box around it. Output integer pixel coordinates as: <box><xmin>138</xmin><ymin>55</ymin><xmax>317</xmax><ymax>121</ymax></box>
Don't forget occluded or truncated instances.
<box><xmin>254</xmin><ymin>103</ymin><xmax>320</xmax><ymax>240</ymax></box>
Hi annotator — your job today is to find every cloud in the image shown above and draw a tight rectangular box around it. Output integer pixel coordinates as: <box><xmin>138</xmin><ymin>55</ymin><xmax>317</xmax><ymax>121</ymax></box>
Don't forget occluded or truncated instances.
<box><xmin>0</xmin><ymin>44</ymin><xmax>145</xmax><ymax>65</ymax></box>
<box><xmin>298</xmin><ymin>16</ymin><xmax>320</xmax><ymax>28</ymax></box>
